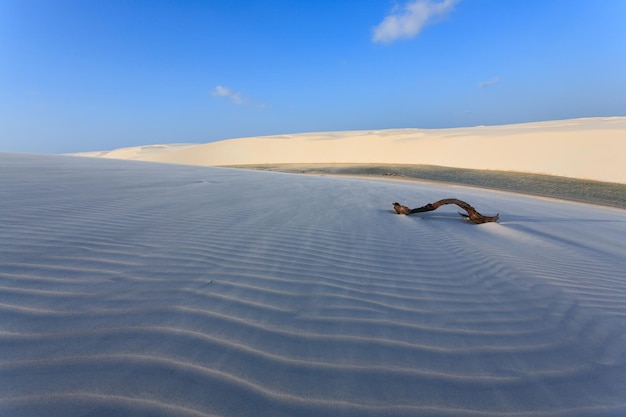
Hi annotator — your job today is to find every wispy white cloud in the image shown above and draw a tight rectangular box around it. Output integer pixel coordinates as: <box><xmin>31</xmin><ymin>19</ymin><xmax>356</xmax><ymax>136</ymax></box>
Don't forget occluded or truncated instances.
<box><xmin>372</xmin><ymin>0</ymin><xmax>459</xmax><ymax>44</ymax></box>
<box><xmin>212</xmin><ymin>85</ymin><xmax>247</xmax><ymax>105</ymax></box>
<box><xmin>478</xmin><ymin>77</ymin><xmax>501</xmax><ymax>88</ymax></box>
<box><xmin>212</xmin><ymin>85</ymin><xmax>271</xmax><ymax>109</ymax></box>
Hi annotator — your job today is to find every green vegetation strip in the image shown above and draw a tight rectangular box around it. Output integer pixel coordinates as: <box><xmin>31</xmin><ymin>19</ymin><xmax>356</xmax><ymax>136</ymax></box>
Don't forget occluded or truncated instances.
<box><xmin>225</xmin><ymin>164</ymin><xmax>626</xmax><ymax>209</ymax></box>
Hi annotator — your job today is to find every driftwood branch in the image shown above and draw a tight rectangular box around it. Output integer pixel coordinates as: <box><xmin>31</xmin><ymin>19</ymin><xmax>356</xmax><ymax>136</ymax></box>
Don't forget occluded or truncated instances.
<box><xmin>393</xmin><ymin>199</ymin><xmax>499</xmax><ymax>224</ymax></box>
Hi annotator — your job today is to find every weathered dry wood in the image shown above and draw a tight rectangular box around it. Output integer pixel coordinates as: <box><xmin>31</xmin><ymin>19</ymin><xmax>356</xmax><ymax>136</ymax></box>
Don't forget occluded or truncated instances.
<box><xmin>392</xmin><ymin>202</ymin><xmax>412</xmax><ymax>215</ymax></box>
<box><xmin>393</xmin><ymin>199</ymin><xmax>499</xmax><ymax>224</ymax></box>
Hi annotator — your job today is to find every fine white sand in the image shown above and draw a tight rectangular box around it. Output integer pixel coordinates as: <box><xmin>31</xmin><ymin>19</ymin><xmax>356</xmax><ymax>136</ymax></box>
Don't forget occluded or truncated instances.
<box><xmin>74</xmin><ymin>117</ymin><xmax>626</xmax><ymax>184</ymax></box>
<box><xmin>1</xmin><ymin>152</ymin><xmax>626</xmax><ymax>416</ymax></box>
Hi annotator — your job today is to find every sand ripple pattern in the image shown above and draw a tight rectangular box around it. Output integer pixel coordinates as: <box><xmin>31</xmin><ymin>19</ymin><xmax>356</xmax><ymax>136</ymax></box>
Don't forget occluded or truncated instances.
<box><xmin>1</xmin><ymin>153</ymin><xmax>626</xmax><ymax>417</ymax></box>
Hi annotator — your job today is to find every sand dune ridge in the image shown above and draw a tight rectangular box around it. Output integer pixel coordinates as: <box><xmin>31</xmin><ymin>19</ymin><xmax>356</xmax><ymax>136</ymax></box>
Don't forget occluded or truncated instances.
<box><xmin>73</xmin><ymin>117</ymin><xmax>626</xmax><ymax>183</ymax></box>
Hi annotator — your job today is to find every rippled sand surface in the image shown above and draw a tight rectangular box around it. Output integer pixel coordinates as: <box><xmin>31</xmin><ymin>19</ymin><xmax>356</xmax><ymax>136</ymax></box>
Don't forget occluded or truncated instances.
<box><xmin>2</xmin><ymin>153</ymin><xmax>626</xmax><ymax>416</ymax></box>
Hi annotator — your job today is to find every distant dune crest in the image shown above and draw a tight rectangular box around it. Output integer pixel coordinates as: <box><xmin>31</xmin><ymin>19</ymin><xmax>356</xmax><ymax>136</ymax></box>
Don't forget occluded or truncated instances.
<box><xmin>73</xmin><ymin>117</ymin><xmax>626</xmax><ymax>184</ymax></box>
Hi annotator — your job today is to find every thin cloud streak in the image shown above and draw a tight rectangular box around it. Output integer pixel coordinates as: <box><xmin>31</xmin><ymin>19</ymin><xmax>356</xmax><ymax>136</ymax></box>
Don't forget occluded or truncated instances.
<box><xmin>478</xmin><ymin>77</ymin><xmax>501</xmax><ymax>88</ymax></box>
<box><xmin>372</xmin><ymin>0</ymin><xmax>460</xmax><ymax>44</ymax></box>
<box><xmin>212</xmin><ymin>85</ymin><xmax>271</xmax><ymax>109</ymax></box>
<box><xmin>212</xmin><ymin>85</ymin><xmax>247</xmax><ymax>105</ymax></box>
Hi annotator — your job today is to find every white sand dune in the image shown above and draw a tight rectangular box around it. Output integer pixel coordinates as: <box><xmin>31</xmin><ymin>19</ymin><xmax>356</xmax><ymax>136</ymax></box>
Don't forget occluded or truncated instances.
<box><xmin>74</xmin><ymin>117</ymin><xmax>626</xmax><ymax>183</ymax></box>
<box><xmin>2</xmin><ymin>152</ymin><xmax>626</xmax><ymax>416</ymax></box>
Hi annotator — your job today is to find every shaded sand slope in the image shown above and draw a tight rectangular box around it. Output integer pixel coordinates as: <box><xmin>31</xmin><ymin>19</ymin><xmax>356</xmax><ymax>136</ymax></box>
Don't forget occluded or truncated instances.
<box><xmin>1</xmin><ymin>153</ymin><xmax>626</xmax><ymax>416</ymax></box>
<box><xmin>74</xmin><ymin>117</ymin><xmax>626</xmax><ymax>183</ymax></box>
<box><xmin>229</xmin><ymin>163</ymin><xmax>626</xmax><ymax>209</ymax></box>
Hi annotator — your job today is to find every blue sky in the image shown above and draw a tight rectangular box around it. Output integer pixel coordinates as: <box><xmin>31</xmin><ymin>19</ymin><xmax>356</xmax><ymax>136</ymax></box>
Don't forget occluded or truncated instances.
<box><xmin>1</xmin><ymin>0</ymin><xmax>625</xmax><ymax>153</ymax></box>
